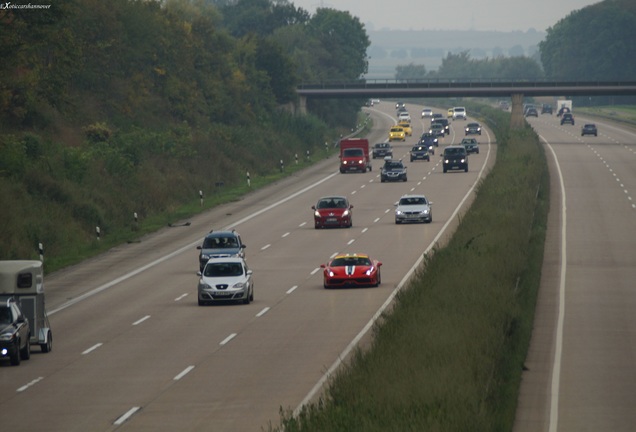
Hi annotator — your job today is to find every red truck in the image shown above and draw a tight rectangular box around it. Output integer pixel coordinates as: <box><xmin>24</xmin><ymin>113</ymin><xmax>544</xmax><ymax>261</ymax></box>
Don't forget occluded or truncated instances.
<box><xmin>339</xmin><ymin>138</ymin><xmax>371</xmax><ymax>173</ymax></box>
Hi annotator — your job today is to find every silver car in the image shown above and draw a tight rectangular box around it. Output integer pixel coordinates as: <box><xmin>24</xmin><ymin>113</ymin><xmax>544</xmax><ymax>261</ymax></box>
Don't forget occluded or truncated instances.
<box><xmin>197</xmin><ymin>257</ymin><xmax>254</xmax><ymax>305</ymax></box>
<box><xmin>395</xmin><ymin>194</ymin><xmax>433</xmax><ymax>224</ymax></box>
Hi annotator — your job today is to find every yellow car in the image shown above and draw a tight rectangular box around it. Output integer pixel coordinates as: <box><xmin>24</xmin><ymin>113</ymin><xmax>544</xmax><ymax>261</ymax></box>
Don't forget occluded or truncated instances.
<box><xmin>397</xmin><ymin>121</ymin><xmax>412</xmax><ymax>136</ymax></box>
<box><xmin>389</xmin><ymin>126</ymin><xmax>406</xmax><ymax>142</ymax></box>
<box><xmin>447</xmin><ymin>108</ymin><xmax>454</xmax><ymax>118</ymax></box>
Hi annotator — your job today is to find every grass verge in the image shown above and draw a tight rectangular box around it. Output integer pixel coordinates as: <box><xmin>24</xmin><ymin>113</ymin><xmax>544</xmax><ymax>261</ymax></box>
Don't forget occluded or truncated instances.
<box><xmin>274</xmin><ymin>105</ymin><xmax>550</xmax><ymax>431</ymax></box>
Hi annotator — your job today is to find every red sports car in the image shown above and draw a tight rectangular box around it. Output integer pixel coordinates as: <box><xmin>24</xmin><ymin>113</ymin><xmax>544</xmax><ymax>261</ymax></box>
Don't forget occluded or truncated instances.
<box><xmin>320</xmin><ymin>253</ymin><xmax>382</xmax><ymax>288</ymax></box>
<box><xmin>312</xmin><ymin>196</ymin><xmax>353</xmax><ymax>229</ymax></box>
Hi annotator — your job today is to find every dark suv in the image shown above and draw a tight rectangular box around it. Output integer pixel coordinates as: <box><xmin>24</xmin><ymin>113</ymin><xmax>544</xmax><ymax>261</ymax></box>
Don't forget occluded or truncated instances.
<box><xmin>442</xmin><ymin>146</ymin><xmax>468</xmax><ymax>173</ymax></box>
<box><xmin>197</xmin><ymin>230</ymin><xmax>246</xmax><ymax>271</ymax></box>
<box><xmin>560</xmin><ymin>113</ymin><xmax>575</xmax><ymax>125</ymax></box>
<box><xmin>381</xmin><ymin>159</ymin><xmax>408</xmax><ymax>182</ymax></box>
<box><xmin>0</xmin><ymin>298</ymin><xmax>31</xmax><ymax>366</ymax></box>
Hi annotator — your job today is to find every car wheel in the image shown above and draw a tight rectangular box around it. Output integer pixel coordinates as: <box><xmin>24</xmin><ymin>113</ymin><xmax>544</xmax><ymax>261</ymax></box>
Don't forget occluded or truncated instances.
<box><xmin>375</xmin><ymin>270</ymin><xmax>381</xmax><ymax>287</ymax></box>
<box><xmin>443</xmin><ymin>168</ymin><xmax>447</xmax><ymax>173</ymax></box>
<box><xmin>9</xmin><ymin>341</ymin><xmax>20</xmax><ymax>366</ymax></box>
<box><xmin>40</xmin><ymin>331</ymin><xmax>52</xmax><ymax>353</ymax></box>
<box><xmin>395</xmin><ymin>219</ymin><xmax>400</xmax><ymax>224</ymax></box>
<box><xmin>198</xmin><ymin>298</ymin><xmax>206</xmax><ymax>306</ymax></box>
<box><xmin>249</xmin><ymin>288</ymin><xmax>254</xmax><ymax>302</ymax></box>
<box><xmin>403</xmin><ymin>177</ymin><xmax>407</xmax><ymax>182</ymax></box>
<box><xmin>20</xmin><ymin>336</ymin><xmax>30</xmax><ymax>360</ymax></box>
<box><xmin>464</xmin><ymin>166</ymin><xmax>468</xmax><ymax>172</ymax></box>
<box><xmin>243</xmin><ymin>294</ymin><xmax>250</xmax><ymax>305</ymax></box>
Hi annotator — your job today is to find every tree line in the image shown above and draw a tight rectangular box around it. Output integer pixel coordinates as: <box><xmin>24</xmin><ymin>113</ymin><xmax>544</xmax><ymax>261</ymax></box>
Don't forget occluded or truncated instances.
<box><xmin>0</xmin><ymin>0</ymin><xmax>370</xmax><ymax>262</ymax></box>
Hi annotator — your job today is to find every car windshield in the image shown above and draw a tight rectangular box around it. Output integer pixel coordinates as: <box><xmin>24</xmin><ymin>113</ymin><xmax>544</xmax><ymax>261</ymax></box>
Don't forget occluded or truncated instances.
<box><xmin>385</xmin><ymin>162</ymin><xmax>403</xmax><ymax>169</ymax></box>
<box><xmin>445</xmin><ymin>148</ymin><xmax>465</xmax><ymax>156</ymax></box>
<box><xmin>204</xmin><ymin>262</ymin><xmax>244</xmax><ymax>277</ymax></box>
<box><xmin>317</xmin><ymin>198</ymin><xmax>347</xmax><ymax>209</ymax></box>
<box><xmin>203</xmin><ymin>236</ymin><xmax>238</xmax><ymax>249</ymax></box>
<box><xmin>399</xmin><ymin>197</ymin><xmax>427</xmax><ymax>206</ymax></box>
<box><xmin>390</xmin><ymin>128</ymin><xmax>403</xmax><ymax>133</ymax></box>
<box><xmin>331</xmin><ymin>257</ymin><xmax>371</xmax><ymax>266</ymax></box>
<box><xmin>0</xmin><ymin>307</ymin><xmax>12</xmax><ymax>324</ymax></box>
<box><xmin>343</xmin><ymin>148</ymin><xmax>363</xmax><ymax>157</ymax></box>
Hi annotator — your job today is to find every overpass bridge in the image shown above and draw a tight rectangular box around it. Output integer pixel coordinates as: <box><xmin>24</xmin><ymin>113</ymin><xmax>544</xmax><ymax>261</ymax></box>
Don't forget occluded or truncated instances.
<box><xmin>296</xmin><ymin>79</ymin><xmax>636</xmax><ymax>127</ymax></box>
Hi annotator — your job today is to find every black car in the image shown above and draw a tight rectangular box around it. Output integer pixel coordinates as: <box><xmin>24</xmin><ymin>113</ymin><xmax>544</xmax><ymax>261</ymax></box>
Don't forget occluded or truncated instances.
<box><xmin>380</xmin><ymin>159</ymin><xmax>408</xmax><ymax>182</ymax></box>
<box><xmin>541</xmin><ymin>104</ymin><xmax>553</xmax><ymax>114</ymax></box>
<box><xmin>0</xmin><ymin>298</ymin><xmax>31</xmax><ymax>366</ymax></box>
<box><xmin>410</xmin><ymin>145</ymin><xmax>430</xmax><ymax>162</ymax></box>
<box><xmin>197</xmin><ymin>230</ymin><xmax>246</xmax><ymax>272</ymax></box>
<box><xmin>372</xmin><ymin>142</ymin><xmax>393</xmax><ymax>159</ymax></box>
<box><xmin>420</xmin><ymin>132</ymin><xmax>438</xmax><ymax>147</ymax></box>
<box><xmin>581</xmin><ymin>123</ymin><xmax>598</xmax><ymax>136</ymax></box>
<box><xmin>525</xmin><ymin>108</ymin><xmax>538</xmax><ymax>117</ymax></box>
<box><xmin>465</xmin><ymin>122</ymin><xmax>482</xmax><ymax>135</ymax></box>
<box><xmin>442</xmin><ymin>146</ymin><xmax>468</xmax><ymax>173</ymax></box>
<box><xmin>432</xmin><ymin>118</ymin><xmax>450</xmax><ymax>135</ymax></box>
<box><xmin>560</xmin><ymin>113</ymin><xmax>575</xmax><ymax>125</ymax></box>
<box><xmin>461</xmin><ymin>138</ymin><xmax>479</xmax><ymax>154</ymax></box>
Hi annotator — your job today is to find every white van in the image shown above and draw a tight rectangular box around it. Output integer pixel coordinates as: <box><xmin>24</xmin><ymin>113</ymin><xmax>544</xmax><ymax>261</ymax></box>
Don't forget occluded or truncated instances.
<box><xmin>452</xmin><ymin>107</ymin><xmax>467</xmax><ymax>120</ymax></box>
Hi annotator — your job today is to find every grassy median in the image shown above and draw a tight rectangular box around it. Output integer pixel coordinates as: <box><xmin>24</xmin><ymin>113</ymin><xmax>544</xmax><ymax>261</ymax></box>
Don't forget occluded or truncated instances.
<box><xmin>275</xmin><ymin>105</ymin><xmax>550</xmax><ymax>432</ymax></box>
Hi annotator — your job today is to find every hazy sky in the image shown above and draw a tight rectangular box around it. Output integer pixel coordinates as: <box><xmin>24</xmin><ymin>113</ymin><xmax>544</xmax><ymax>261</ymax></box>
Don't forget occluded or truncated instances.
<box><xmin>290</xmin><ymin>0</ymin><xmax>601</xmax><ymax>32</ymax></box>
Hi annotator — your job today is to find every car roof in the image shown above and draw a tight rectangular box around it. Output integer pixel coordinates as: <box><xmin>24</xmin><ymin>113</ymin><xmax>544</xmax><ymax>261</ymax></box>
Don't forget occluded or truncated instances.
<box><xmin>204</xmin><ymin>256</ymin><xmax>245</xmax><ymax>264</ymax></box>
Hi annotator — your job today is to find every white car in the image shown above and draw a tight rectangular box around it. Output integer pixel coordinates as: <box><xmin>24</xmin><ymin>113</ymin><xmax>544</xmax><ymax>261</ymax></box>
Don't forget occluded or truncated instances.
<box><xmin>421</xmin><ymin>108</ymin><xmax>433</xmax><ymax>118</ymax></box>
<box><xmin>394</xmin><ymin>194</ymin><xmax>433</xmax><ymax>224</ymax></box>
<box><xmin>398</xmin><ymin>112</ymin><xmax>411</xmax><ymax>122</ymax></box>
<box><xmin>197</xmin><ymin>257</ymin><xmax>254</xmax><ymax>305</ymax></box>
<box><xmin>452</xmin><ymin>107</ymin><xmax>467</xmax><ymax>120</ymax></box>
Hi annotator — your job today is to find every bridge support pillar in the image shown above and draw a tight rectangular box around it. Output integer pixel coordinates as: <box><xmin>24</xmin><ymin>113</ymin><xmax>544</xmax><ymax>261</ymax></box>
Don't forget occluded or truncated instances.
<box><xmin>298</xmin><ymin>95</ymin><xmax>307</xmax><ymax>115</ymax></box>
<box><xmin>510</xmin><ymin>93</ymin><xmax>525</xmax><ymax>129</ymax></box>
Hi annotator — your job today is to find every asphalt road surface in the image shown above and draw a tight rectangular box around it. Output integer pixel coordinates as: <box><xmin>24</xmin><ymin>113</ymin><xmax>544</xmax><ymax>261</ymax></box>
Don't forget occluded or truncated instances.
<box><xmin>514</xmin><ymin>113</ymin><xmax>636</xmax><ymax>431</ymax></box>
<box><xmin>0</xmin><ymin>103</ymin><xmax>494</xmax><ymax>431</ymax></box>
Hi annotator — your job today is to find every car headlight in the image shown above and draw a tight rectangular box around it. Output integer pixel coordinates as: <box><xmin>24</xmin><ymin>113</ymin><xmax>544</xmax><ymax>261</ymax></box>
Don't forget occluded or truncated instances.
<box><xmin>232</xmin><ymin>282</ymin><xmax>246</xmax><ymax>289</ymax></box>
<box><xmin>314</xmin><ymin>211</ymin><xmax>320</xmax><ymax>217</ymax></box>
<box><xmin>0</xmin><ymin>332</ymin><xmax>15</xmax><ymax>341</ymax></box>
<box><xmin>365</xmin><ymin>268</ymin><xmax>374</xmax><ymax>276</ymax></box>
<box><xmin>396</xmin><ymin>210</ymin><xmax>403</xmax><ymax>215</ymax></box>
<box><xmin>444</xmin><ymin>159</ymin><xmax>449</xmax><ymax>163</ymax></box>
<box><xmin>461</xmin><ymin>158</ymin><xmax>466</xmax><ymax>163</ymax></box>
<box><xmin>423</xmin><ymin>209</ymin><xmax>429</xmax><ymax>214</ymax></box>
<box><xmin>201</xmin><ymin>254</ymin><xmax>210</xmax><ymax>260</ymax></box>
<box><xmin>342</xmin><ymin>210</ymin><xmax>350</xmax><ymax>217</ymax></box>
<box><xmin>198</xmin><ymin>282</ymin><xmax>212</xmax><ymax>290</ymax></box>
<box><xmin>328</xmin><ymin>270</ymin><xmax>334</xmax><ymax>277</ymax></box>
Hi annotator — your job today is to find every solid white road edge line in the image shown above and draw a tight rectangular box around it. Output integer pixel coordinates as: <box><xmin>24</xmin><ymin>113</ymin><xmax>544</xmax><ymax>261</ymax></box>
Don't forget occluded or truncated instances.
<box><xmin>542</xmin><ymin>135</ymin><xmax>568</xmax><ymax>432</ymax></box>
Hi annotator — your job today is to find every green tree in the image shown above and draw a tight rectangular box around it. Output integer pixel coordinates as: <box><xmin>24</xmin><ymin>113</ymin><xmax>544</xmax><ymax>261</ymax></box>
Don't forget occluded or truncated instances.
<box><xmin>540</xmin><ymin>0</ymin><xmax>636</xmax><ymax>80</ymax></box>
<box><xmin>395</xmin><ymin>63</ymin><xmax>427</xmax><ymax>80</ymax></box>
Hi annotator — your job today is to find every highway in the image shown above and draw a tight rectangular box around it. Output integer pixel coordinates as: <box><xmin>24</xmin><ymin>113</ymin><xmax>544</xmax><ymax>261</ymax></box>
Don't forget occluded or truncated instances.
<box><xmin>514</xmin><ymin>113</ymin><xmax>636</xmax><ymax>431</ymax></box>
<box><xmin>0</xmin><ymin>102</ymin><xmax>494</xmax><ymax>431</ymax></box>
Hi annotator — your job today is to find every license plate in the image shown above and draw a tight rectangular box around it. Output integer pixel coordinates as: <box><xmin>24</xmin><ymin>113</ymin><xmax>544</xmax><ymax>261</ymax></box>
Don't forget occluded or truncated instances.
<box><xmin>326</xmin><ymin>218</ymin><xmax>337</xmax><ymax>222</ymax></box>
<box><xmin>214</xmin><ymin>292</ymin><xmax>231</xmax><ymax>297</ymax></box>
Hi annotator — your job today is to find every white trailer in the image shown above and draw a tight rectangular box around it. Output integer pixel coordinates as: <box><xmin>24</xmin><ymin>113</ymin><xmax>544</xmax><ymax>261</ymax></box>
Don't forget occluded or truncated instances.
<box><xmin>556</xmin><ymin>99</ymin><xmax>572</xmax><ymax>116</ymax></box>
<box><xmin>0</xmin><ymin>260</ymin><xmax>53</xmax><ymax>352</ymax></box>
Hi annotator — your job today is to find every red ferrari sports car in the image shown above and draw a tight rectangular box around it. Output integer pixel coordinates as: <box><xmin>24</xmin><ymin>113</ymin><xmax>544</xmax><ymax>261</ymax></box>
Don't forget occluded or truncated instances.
<box><xmin>312</xmin><ymin>196</ymin><xmax>353</xmax><ymax>229</ymax></box>
<box><xmin>320</xmin><ymin>253</ymin><xmax>382</xmax><ymax>288</ymax></box>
